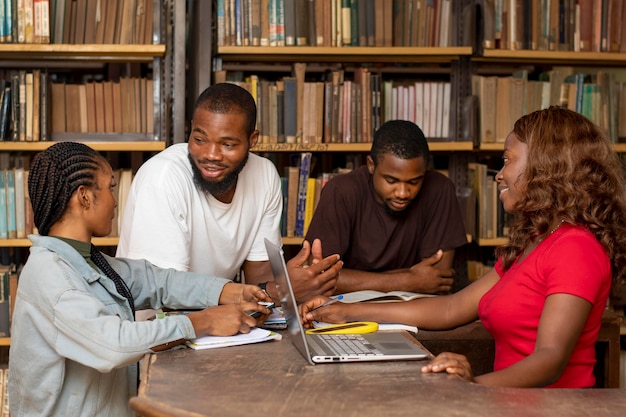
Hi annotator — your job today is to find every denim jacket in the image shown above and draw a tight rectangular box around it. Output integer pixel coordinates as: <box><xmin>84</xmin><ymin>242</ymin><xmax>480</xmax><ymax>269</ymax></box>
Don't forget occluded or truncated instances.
<box><xmin>9</xmin><ymin>235</ymin><xmax>230</xmax><ymax>417</ymax></box>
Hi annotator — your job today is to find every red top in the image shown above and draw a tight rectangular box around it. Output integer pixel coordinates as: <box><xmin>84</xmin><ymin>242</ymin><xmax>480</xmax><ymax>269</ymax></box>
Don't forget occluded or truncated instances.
<box><xmin>479</xmin><ymin>224</ymin><xmax>611</xmax><ymax>388</ymax></box>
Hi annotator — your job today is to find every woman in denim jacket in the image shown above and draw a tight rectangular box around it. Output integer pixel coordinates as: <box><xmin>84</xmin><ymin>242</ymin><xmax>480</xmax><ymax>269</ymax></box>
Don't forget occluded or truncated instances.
<box><xmin>8</xmin><ymin>142</ymin><xmax>274</xmax><ymax>417</ymax></box>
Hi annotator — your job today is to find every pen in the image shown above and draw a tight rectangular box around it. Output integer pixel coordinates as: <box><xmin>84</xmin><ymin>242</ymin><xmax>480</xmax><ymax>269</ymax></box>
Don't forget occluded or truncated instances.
<box><xmin>310</xmin><ymin>295</ymin><xmax>343</xmax><ymax>312</ymax></box>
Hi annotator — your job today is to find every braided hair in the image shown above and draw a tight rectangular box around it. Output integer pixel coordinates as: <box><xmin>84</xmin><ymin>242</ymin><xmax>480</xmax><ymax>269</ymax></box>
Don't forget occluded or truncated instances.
<box><xmin>29</xmin><ymin>141</ymin><xmax>105</xmax><ymax>236</ymax></box>
<box><xmin>29</xmin><ymin>142</ymin><xmax>136</xmax><ymax>314</ymax></box>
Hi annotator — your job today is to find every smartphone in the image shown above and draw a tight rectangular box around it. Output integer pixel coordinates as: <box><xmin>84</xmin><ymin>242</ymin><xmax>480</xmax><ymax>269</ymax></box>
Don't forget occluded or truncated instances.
<box><xmin>305</xmin><ymin>321</ymin><xmax>378</xmax><ymax>334</ymax></box>
<box><xmin>247</xmin><ymin>301</ymin><xmax>275</xmax><ymax>318</ymax></box>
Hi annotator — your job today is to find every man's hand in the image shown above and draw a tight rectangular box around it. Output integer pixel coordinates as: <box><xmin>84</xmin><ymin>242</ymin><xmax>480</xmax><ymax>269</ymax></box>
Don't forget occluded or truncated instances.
<box><xmin>408</xmin><ymin>250</ymin><xmax>455</xmax><ymax>294</ymax></box>
<box><xmin>218</xmin><ymin>282</ymin><xmax>273</xmax><ymax>305</ymax></box>
<box><xmin>287</xmin><ymin>239</ymin><xmax>342</xmax><ymax>303</ymax></box>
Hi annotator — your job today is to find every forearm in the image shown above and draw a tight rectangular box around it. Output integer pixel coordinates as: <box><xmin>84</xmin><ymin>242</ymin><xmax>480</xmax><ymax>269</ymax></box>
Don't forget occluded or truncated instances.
<box><xmin>334</xmin><ymin>269</ymin><xmax>412</xmax><ymax>294</ymax></box>
<box><xmin>341</xmin><ymin>296</ymin><xmax>470</xmax><ymax>330</ymax></box>
<box><xmin>475</xmin><ymin>348</ymin><xmax>567</xmax><ymax>387</ymax></box>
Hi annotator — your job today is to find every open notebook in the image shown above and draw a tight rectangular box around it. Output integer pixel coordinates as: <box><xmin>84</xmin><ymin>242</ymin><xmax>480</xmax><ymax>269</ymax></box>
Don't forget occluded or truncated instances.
<box><xmin>264</xmin><ymin>238</ymin><xmax>429</xmax><ymax>364</ymax></box>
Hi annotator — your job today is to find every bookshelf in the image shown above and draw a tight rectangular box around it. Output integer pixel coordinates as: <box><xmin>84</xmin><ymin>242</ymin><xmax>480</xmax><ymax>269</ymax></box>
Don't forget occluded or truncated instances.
<box><xmin>194</xmin><ymin>1</ymin><xmax>626</xmax><ymax>282</ymax></box>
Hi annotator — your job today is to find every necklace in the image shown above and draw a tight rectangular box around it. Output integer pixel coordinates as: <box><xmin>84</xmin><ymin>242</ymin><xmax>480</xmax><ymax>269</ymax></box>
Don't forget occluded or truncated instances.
<box><xmin>540</xmin><ymin>219</ymin><xmax>566</xmax><ymax>242</ymax></box>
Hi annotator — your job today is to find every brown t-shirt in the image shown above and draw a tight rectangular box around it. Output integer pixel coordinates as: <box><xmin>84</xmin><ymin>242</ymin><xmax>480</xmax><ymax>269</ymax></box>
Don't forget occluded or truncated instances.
<box><xmin>305</xmin><ymin>166</ymin><xmax>467</xmax><ymax>271</ymax></box>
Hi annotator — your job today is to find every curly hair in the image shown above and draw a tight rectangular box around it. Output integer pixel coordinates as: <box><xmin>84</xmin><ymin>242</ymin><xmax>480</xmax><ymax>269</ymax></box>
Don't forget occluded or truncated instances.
<box><xmin>193</xmin><ymin>82</ymin><xmax>257</xmax><ymax>139</ymax></box>
<box><xmin>496</xmin><ymin>107</ymin><xmax>626</xmax><ymax>290</ymax></box>
<box><xmin>370</xmin><ymin>120</ymin><xmax>430</xmax><ymax>166</ymax></box>
<box><xmin>28</xmin><ymin>142</ymin><xmax>106</xmax><ymax>236</ymax></box>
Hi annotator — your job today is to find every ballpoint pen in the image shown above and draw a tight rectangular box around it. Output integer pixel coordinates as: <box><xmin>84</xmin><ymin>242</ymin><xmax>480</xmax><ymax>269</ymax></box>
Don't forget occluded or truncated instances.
<box><xmin>310</xmin><ymin>295</ymin><xmax>343</xmax><ymax>312</ymax></box>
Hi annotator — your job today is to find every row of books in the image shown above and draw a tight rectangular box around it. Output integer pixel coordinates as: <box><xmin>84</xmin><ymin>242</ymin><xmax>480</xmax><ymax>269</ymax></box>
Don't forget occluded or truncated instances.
<box><xmin>0</xmin><ymin>71</ymin><xmax>51</xmax><ymax>142</ymax></box>
<box><xmin>217</xmin><ymin>0</ymin><xmax>456</xmax><ymax>48</ymax></box>
<box><xmin>279</xmin><ymin>152</ymin><xmax>358</xmax><ymax>238</ymax></box>
<box><xmin>0</xmin><ymin>153</ymin><xmax>133</xmax><ymax>239</ymax></box>
<box><xmin>472</xmin><ymin>67</ymin><xmax>626</xmax><ymax>145</ymax></box>
<box><xmin>481</xmin><ymin>0</ymin><xmax>626</xmax><ymax>53</ymax></box>
<box><xmin>0</xmin><ymin>0</ymin><xmax>154</xmax><ymax>44</ymax></box>
<box><xmin>467</xmin><ymin>162</ymin><xmax>510</xmax><ymax>241</ymax></box>
<box><xmin>0</xmin><ymin>367</ymin><xmax>9</xmax><ymax>417</ymax></box>
<box><xmin>220</xmin><ymin>67</ymin><xmax>452</xmax><ymax>145</ymax></box>
<box><xmin>50</xmin><ymin>78</ymin><xmax>155</xmax><ymax>136</ymax></box>
<box><xmin>0</xmin><ymin>264</ymin><xmax>16</xmax><ymax>339</ymax></box>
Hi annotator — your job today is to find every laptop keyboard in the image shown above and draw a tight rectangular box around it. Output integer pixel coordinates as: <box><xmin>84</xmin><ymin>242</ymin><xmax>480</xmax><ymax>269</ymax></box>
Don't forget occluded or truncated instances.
<box><xmin>318</xmin><ymin>334</ymin><xmax>384</xmax><ymax>356</ymax></box>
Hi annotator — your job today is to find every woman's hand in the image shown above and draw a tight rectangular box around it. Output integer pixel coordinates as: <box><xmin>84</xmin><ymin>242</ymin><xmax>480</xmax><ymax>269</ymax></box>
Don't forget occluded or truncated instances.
<box><xmin>421</xmin><ymin>352</ymin><xmax>475</xmax><ymax>382</ymax></box>
<box><xmin>298</xmin><ymin>295</ymin><xmax>351</xmax><ymax>328</ymax></box>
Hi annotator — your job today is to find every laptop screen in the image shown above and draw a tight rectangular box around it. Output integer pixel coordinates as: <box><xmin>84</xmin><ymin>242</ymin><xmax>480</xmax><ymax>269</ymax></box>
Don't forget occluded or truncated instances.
<box><xmin>264</xmin><ymin>238</ymin><xmax>316</xmax><ymax>364</ymax></box>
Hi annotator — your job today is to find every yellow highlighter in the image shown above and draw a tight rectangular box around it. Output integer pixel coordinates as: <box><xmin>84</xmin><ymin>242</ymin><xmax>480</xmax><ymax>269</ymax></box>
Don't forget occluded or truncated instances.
<box><xmin>305</xmin><ymin>322</ymin><xmax>379</xmax><ymax>335</ymax></box>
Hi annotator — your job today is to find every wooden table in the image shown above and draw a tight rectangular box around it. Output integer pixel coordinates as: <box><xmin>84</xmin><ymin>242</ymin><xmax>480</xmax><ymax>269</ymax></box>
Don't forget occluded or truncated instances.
<box><xmin>130</xmin><ymin>330</ymin><xmax>626</xmax><ymax>417</ymax></box>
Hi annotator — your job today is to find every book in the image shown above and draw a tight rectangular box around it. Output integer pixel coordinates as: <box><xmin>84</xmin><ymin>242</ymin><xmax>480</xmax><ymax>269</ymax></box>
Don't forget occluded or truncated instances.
<box><xmin>0</xmin><ymin>83</ymin><xmax>10</xmax><ymax>141</ymax></box>
<box><xmin>294</xmin><ymin>152</ymin><xmax>312</xmax><ymax>237</ymax></box>
<box><xmin>335</xmin><ymin>290</ymin><xmax>436</xmax><ymax>304</ymax></box>
<box><xmin>14</xmin><ymin>166</ymin><xmax>25</xmax><ymax>238</ymax></box>
<box><xmin>39</xmin><ymin>71</ymin><xmax>50</xmax><ymax>141</ymax></box>
<box><xmin>259</xmin><ymin>306</ymin><xmax>287</xmax><ymax>330</ymax></box>
<box><xmin>5</xmin><ymin>169</ymin><xmax>16</xmax><ymax>239</ymax></box>
<box><xmin>285</xmin><ymin>165</ymin><xmax>299</xmax><ymax>238</ymax></box>
<box><xmin>303</xmin><ymin>176</ymin><xmax>316</xmax><ymax>235</ymax></box>
<box><xmin>186</xmin><ymin>327</ymin><xmax>282</xmax><ymax>350</ymax></box>
<box><xmin>0</xmin><ymin>170</ymin><xmax>6</xmax><ymax>239</ymax></box>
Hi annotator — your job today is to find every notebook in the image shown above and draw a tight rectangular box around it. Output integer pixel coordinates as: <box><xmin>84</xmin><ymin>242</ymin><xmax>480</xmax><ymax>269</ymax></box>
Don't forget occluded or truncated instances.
<box><xmin>264</xmin><ymin>238</ymin><xmax>430</xmax><ymax>364</ymax></box>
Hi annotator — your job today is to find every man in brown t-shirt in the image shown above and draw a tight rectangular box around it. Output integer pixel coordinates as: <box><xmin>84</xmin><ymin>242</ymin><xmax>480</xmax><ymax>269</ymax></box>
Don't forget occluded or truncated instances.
<box><xmin>305</xmin><ymin>120</ymin><xmax>467</xmax><ymax>295</ymax></box>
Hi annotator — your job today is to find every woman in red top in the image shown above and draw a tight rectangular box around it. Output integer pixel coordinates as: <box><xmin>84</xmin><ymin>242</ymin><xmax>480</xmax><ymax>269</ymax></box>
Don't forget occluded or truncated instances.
<box><xmin>300</xmin><ymin>107</ymin><xmax>626</xmax><ymax>388</ymax></box>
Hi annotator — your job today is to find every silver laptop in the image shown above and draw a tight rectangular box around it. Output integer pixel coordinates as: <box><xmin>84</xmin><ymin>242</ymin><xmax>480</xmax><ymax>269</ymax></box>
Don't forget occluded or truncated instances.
<box><xmin>264</xmin><ymin>238</ymin><xmax>429</xmax><ymax>364</ymax></box>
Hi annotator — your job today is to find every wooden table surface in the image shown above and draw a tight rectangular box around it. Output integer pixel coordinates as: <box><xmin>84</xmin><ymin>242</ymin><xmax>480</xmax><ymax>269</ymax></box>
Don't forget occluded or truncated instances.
<box><xmin>130</xmin><ymin>330</ymin><xmax>626</xmax><ymax>417</ymax></box>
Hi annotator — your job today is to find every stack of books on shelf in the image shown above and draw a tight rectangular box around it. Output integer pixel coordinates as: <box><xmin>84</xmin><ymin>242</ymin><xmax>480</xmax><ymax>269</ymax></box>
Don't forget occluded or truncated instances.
<box><xmin>0</xmin><ymin>154</ymin><xmax>34</xmax><ymax>240</ymax></box>
<box><xmin>279</xmin><ymin>152</ymin><xmax>357</xmax><ymax>238</ymax></box>
<box><xmin>0</xmin><ymin>70</ymin><xmax>155</xmax><ymax>142</ymax></box>
<box><xmin>216</xmin><ymin>0</ymin><xmax>455</xmax><ymax>47</ymax></box>
<box><xmin>467</xmin><ymin>161</ymin><xmax>510</xmax><ymax>241</ymax></box>
<box><xmin>480</xmin><ymin>0</ymin><xmax>626</xmax><ymax>52</ymax></box>
<box><xmin>50</xmin><ymin>77</ymin><xmax>154</xmax><ymax>140</ymax></box>
<box><xmin>0</xmin><ymin>152</ymin><xmax>132</xmax><ymax>239</ymax></box>
<box><xmin>472</xmin><ymin>67</ymin><xmax>626</xmax><ymax>145</ymax></box>
<box><xmin>0</xmin><ymin>0</ymin><xmax>154</xmax><ymax>45</ymax></box>
<box><xmin>0</xmin><ymin>71</ymin><xmax>51</xmax><ymax>142</ymax></box>
<box><xmin>216</xmin><ymin>64</ymin><xmax>453</xmax><ymax>145</ymax></box>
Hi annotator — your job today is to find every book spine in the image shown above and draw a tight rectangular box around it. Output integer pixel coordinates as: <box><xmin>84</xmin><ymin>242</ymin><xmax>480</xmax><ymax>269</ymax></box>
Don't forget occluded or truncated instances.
<box><xmin>0</xmin><ymin>84</ymin><xmax>10</xmax><ymax>141</ymax></box>
<box><xmin>10</xmin><ymin>73</ymin><xmax>19</xmax><ymax>141</ymax></box>
<box><xmin>0</xmin><ymin>171</ymin><xmax>6</xmax><ymax>238</ymax></box>
<box><xmin>6</xmin><ymin>169</ymin><xmax>16</xmax><ymax>239</ymax></box>
<box><xmin>294</xmin><ymin>152</ymin><xmax>312</xmax><ymax>237</ymax></box>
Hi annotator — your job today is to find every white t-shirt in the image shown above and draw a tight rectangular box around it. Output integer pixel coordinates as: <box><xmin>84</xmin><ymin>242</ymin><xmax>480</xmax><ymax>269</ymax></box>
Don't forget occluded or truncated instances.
<box><xmin>116</xmin><ymin>143</ymin><xmax>283</xmax><ymax>280</ymax></box>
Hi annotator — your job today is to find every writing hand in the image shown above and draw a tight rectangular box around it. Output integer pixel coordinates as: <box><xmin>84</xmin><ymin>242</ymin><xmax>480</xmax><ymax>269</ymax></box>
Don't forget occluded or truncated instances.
<box><xmin>421</xmin><ymin>352</ymin><xmax>475</xmax><ymax>382</ymax></box>
<box><xmin>299</xmin><ymin>295</ymin><xmax>349</xmax><ymax>328</ymax></box>
<box><xmin>187</xmin><ymin>301</ymin><xmax>267</xmax><ymax>337</ymax></box>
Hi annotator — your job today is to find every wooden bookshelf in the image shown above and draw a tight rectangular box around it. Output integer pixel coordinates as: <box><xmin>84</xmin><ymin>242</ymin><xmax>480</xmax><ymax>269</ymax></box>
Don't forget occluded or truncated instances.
<box><xmin>0</xmin><ymin>141</ymin><xmax>166</xmax><ymax>152</ymax></box>
<box><xmin>0</xmin><ymin>44</ymin><xmax>165</xmax><ymax>62</ymax></box>
<box><xmin>252</xmin><ymin>142</ymin><xmax>474</xmax><ymax>153</ymax></box>
<box><xmin>479</xmin><ymin>143</ymin><xmax>626</xmax><ymax>152</ymax></box>
<box><xmin>0</xmin><ymin>338</ymin><xmax>10</xmax><ymax>347</ymax></box>
<box><xmin>217</xmin><ymin>46</ymin><xmax>473</xmax><ymax>63</ymax></box>
<box><xmin>0</xmin><ymin>237</ymin><xmax>120</xmax><ymax>248</ymax></box>
<box><xmin>477</xmin><ymin>50</ymin><xmax>626</xmax><ymax>65</ymax></box>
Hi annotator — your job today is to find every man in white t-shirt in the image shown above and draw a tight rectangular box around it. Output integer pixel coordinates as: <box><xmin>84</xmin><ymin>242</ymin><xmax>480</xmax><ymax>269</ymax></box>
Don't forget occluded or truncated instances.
<box><xmin>117</xmin><ymin>83</ymin><xmax>341</xmax><ymax>303</ymax></box>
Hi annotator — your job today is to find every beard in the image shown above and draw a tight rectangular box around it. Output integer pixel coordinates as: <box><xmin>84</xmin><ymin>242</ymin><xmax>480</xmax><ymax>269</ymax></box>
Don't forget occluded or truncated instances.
<box><xmin>188</xmin><ymin>152</ymin><xmax>249</xmax><ymax>197</ymax></box>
